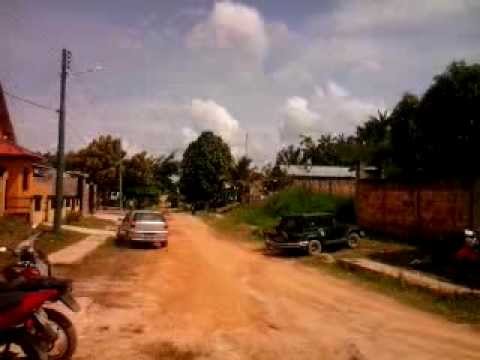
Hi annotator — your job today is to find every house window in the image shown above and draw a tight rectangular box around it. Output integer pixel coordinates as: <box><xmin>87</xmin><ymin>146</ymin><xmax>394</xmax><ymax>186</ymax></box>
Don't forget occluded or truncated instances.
<box><xmin>65</xmin><ymin>198</ymin><xmax>70</xmax><ymax>207</ymax></box>
<box><xmin>34</xmin><ymin>196</ymin><xmax>42</xmax><ymax>211</ymax></box>
<box><xmin>51</xmin><ymin>198</ymin><xmax>55</xmax><ymax>209</ymax></box>
<box><xmin>23</xmin><ymin>167</ymin><xmax>30</xmax><ymax>191</ymax></box>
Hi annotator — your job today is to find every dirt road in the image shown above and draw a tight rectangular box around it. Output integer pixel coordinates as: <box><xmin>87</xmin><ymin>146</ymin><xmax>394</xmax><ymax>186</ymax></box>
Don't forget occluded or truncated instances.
<box><xmin>69</xmin><ymin>213</ymin><xmax>480</xmax><ymax>359</ymax></box>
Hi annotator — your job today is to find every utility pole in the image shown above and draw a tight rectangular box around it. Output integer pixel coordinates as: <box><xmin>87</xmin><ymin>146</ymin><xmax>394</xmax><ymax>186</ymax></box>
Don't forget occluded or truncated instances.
<box><xmin>245</xmin><ymin>132</ymin><xmax>249</xmax><ymax>157</ymax></box>
<box><xmin>118</xmin><ymin>160</ymin><xmax>123</xmax><ymax>212</ymax></box>
<box><xmin>54</xmin><ymin>48</ymin><xmax>71</xmax><ymax>234</ymax></box>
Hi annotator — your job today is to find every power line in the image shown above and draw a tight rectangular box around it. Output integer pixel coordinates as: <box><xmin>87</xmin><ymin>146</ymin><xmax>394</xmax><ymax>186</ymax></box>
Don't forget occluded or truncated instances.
<box><xmin>3</xmin><ymin>90</ymin><xmax>57</xmax><ymax>112</ymax></box>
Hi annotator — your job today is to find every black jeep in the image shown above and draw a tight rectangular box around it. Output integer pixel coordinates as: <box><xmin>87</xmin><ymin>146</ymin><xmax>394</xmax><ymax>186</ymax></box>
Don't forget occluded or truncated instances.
<box><xmin>264</xmin><ymin>212</ymin><xmax>364</xmax><ymax>255</ymax></box>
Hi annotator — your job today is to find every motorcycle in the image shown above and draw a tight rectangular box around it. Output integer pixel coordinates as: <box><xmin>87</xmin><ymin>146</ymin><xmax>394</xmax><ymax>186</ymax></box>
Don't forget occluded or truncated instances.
<box><xmin>0</xmin><ymin>289</ymin><xmax>59</xmax><ymax>359</ymax></box>
<box><xmin>455</xmin><ymin>229</ymin><xmax>480</xmax><ymax>264</ymax></box>
<box><xmin>0</xmin><ymin>246</ymin><xmax>79</xmax><ymax>360</ymax></box>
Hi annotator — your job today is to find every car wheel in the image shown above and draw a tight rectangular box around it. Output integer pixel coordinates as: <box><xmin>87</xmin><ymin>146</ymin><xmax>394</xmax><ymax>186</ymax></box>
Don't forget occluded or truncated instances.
<box><xmin>308</xmin><ymin>240</ymin><xmax>323</xmax><ymax>256</ymax></box>
<box><xmin>347</xmin><ymin>233</ymin><xmax>360</xmax><ymax>249</ymax></box>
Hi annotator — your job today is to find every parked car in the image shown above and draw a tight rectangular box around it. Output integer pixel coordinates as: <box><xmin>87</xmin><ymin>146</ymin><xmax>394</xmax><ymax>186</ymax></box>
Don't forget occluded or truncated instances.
<box><xmin>117</xmin><ymin>210</ymin><xmax>168</xmax><ymax>248</ymax></box>
<box><xmin>264</xmin><ymin>213</ymin><xmax>364</xmax><ymax>255</ymax></box>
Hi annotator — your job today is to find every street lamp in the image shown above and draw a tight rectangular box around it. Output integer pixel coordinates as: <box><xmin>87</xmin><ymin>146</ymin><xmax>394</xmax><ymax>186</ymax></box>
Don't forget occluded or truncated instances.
<box><xmin>70</xmin><ymin>65</ymin><xmax>104</xmax><ymax>77</ymax></box>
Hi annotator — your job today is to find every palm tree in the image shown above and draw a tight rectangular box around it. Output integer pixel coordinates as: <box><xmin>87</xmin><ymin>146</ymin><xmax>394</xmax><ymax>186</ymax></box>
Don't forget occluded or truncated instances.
<box><xmin>231</xmin><ymin>156</ymin><xmax>253</xmax><ymax>203</ymax></box>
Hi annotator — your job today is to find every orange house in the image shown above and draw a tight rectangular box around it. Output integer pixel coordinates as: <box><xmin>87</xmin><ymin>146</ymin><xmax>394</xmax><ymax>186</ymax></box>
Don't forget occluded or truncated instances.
<box><xmin>0</xmin><ymin>83</ymin><xmax>96</xmax><ymax>227</ymax></box>
<box><xmin>0</xmin><ymin>82</ymin><xmax>50</xmax><ymax>226</ymax></box>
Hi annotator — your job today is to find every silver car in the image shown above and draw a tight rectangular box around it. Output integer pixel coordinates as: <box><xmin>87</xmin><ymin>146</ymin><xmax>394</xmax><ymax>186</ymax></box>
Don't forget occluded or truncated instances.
<box><xmin>117</xmin><ymin>210</ymin><xmax>168</xmax><ymax>248</ymax></box>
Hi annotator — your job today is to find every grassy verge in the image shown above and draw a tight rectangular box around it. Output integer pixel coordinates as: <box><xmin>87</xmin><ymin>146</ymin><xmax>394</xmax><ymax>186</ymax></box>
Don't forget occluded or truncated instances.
<box><xmin>0</xmin><ymin>216</ymin><xmax>34</xmax><ymax>249</ymax></box>
<box><xmin>301</xmin><ymin>257</ymin><xmax>480</xmax><ymax>324</ymax></box>
<box><xmin>0</xmin><ymin>217</ymin><xmax>87</xmax><ymax>267</ymax></box>
<box><xmin>67</xmin><ymin>216</ymin><xmax>117</xmax><ymax>230</ymax></box>
<box><xmin>35</xmin><ymin>227</ymin><xmax>88</xmax><ymax>254</ymax></box>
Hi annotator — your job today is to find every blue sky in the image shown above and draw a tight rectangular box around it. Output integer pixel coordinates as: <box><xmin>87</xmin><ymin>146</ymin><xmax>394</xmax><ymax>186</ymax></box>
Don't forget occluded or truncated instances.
<box><xmin>2</xmin><ymin>0</ymin><xmax>480</xmax><ymax>162</ymax></box>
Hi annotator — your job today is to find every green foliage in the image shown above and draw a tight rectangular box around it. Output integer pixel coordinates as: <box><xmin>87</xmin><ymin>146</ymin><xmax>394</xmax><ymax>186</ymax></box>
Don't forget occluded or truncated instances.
<box><xmin>356</xmin><ymin>60</ymin><xmax>480</xmax><ymax>178</ymax></box>
<box><xmin>65</xmin><ymin>135</ymin><xmax>126</xmax><ymax>192</ymax></box>
<box><xmin>262</xmin><ymin>164</ymin><xmax>291</xmax><ymax>192</ymax></box>
<box><xmin>227</xmin><ymin>187</ymin><xmax>353</xmax><ymax>231</ymax></box>
<box><xmin>263</xmin><ymin>187</ymin><xmax>338</xmax><ymax>217</ymax></box>
<box><xmin>276</xmin><ymin>60</ymin><xmax>480</xmax><ymax>179</ymax></box>
<box><xmin>180</xmin><ymin>131</ymin><xmax>234</xmax><ymax>206</ymax></box>
<box><xmin>416</xmin><ymin>61</ymin><xmax>480</xmax><ymax>177</ymax></box>
<box><xmin>123</xmin><ymin>151</ymin><xmax>156</xmax><ymax>190</ymax></box>
<box><xmin>153</xmin><ymin>152</ymin><xmax>180</xmax><ymax>194</ymax></box>
<box><xmin>231</xmin><ymin>156</ymin><xmax>254</xmax><ymax>203</ymax></box>
<box><xmin>58</xmin><ymin>135</ymin><xmax>180</xmax><ymax>207</ymax></box>
<box><xmin>356</xmin><ymin>109</ymin><xmax>392</xmax><ymax>172</ymax></box>
<box><xmin>276</xmin><ymin>134</ymin><xmax>357</xmax><ymax>167</ymax></box>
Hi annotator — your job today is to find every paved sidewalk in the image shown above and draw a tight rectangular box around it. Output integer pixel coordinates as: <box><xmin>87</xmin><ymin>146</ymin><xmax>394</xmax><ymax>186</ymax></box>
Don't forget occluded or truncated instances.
<box><xmin>48</xmin><ymin>234</ymin><xmax>108</xmax><ymax>265</ymax></box>
<box><xmin>339</xmin><ymin>257</ymin><xmax>480</xmax><ymax>296</ymax></box>
<box><xmin>60</xmin><ymin>224</ymin><xmax>116</xmax><ymax>237</ymax></box>
<box><xmin>43</xmin><ymin>223</ymin><xmax>116</xmax><ymax>237</ymax></box>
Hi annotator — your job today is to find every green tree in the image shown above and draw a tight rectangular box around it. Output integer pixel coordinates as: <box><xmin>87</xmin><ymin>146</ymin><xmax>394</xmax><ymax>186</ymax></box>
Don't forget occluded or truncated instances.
<box><xmin>231</xmin><ymin>156</ymin><xmax>253</xmax><ymax>203</ymax></box>
<box><xmin>66</xmin><ymin>135</ymin><xmax>126</xmax><ymax>194</ymax></box>
<box><xmin>180</xmin><ymin>131</ymin><xmax>233</xmax><ymax>208</ymax></box>
<box><xmin>417</xmin><ymin>61</ymin><xmax>480</xmax><ymax>176</ymax></box>
<box><xmin>356</xmin><ymin>109</ymin><xmax>390</xmax><ymax>167</ymax></box>
<box><xmin>388</xmin><ymin>93</ymin><xmax>421</xmax><ymax>175</ymax></box>
<box><xmin>153</xmin><ymin>152</ymin><xmax>180</xmax><ymax>193</ymax></box>
<box><xmin>276</xmin><ymin>145</ymin><xmax>304</xmax><ymax>165</ymax></box>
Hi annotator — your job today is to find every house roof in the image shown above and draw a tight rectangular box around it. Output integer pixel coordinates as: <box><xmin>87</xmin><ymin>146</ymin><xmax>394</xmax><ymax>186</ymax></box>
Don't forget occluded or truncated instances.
<box><xmin>0</xmin><ymin>140</ymin><xmax>43</xmax><ymax>160</ymax></box>
<box><xmin>281</xmin><ymin>165</ymin><xmax>356</xmax><ymax>179</ymax></box>
<box><xmin>0</xmin><ymin>83</ymin><xmax>16</xmax><ymax>143</ymax></box>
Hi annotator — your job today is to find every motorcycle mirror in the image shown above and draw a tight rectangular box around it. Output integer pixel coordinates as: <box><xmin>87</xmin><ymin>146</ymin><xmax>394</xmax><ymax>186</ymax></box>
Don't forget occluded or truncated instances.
<box><xmin>465</xmin><ymin>229</ymin><xmax>474</xmax><ymax>237</ymax></box>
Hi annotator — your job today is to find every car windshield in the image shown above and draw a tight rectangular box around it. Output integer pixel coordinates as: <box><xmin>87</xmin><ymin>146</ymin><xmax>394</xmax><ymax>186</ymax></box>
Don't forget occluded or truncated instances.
<box><xmin>312</xmin><ymin>216</ymin><xmax>332</xmax><ymax>227</ymax></box>
<box><xmin>279</xmin><ymin>217</ymin><xmax>303</xmax><ymax>231</ymax></box>
<box><xmin>133</xmin><ymin>213</ymin><xmax>164</xmax><ymax>222</ymax></box>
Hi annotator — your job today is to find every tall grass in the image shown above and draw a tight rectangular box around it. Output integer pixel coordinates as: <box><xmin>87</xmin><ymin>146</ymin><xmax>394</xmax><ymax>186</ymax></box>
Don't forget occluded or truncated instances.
<box><xmin>229</xmin><ymin>187</ymin><xmax>355</xmax><ymax>231</ymax></box>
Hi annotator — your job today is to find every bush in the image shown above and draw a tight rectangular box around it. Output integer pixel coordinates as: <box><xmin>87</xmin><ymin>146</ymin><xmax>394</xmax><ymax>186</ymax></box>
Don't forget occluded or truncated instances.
<box><xmin>263</xmin><ymin>187</ymin><xmax>338</xmax><ymax>218</ymax></box>
<box><xmin>228</xmin><ymin>187</ymin><xmax>357</xmax><ymax>231</ymax></box>
<box><xmin>65</xmin><ymin>211</ymin><xmax>82</xmax><ymax>224</ymax></box>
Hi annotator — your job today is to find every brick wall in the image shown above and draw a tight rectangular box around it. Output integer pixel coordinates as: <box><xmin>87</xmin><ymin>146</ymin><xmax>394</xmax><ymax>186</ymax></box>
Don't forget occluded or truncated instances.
<box><xmin>292</xmin><ymin>178</ymin><xmax>356</xmax><ymax>198</ymax></box>
<box><xmin>356</xmin><ymin>180</ymin><xmax>478</xmax><ymax>240</ymax></box>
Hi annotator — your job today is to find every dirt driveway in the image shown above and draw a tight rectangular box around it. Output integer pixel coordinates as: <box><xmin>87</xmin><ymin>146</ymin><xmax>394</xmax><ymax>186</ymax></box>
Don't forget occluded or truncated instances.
<box><xmin>67</xmin><ymin>213</ymin><xmax>480</xmax><ymax>360</ymax></box>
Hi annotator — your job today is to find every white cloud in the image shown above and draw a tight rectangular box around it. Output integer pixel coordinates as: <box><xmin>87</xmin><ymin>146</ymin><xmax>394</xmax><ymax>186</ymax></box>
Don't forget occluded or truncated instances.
<box><xmin>326</xmin><ymin>81</ymin><xmax>349</xmax><ymax>97</ymax></box>
<box><xmin>181</xmin><ymin>127</ymin><xmax>198</xmax><ymax>146</ymax></box>
<box><xmin>321</xmin><ymin>0</ymin><xmax>477</xmax><ymax>34</ymax></box>
<box><xmin>280</xmin><ymin>82</ymin><xmax>379</xmax><ymax>143</ymax></box>
<box><xmin>3</xmin><ymin>0</ymin><xmax>480</xmax><ymax>165</ymax></box>
<box><xmin>190</xmin><ymin>98</ymin><xmax>240</xmax><ymax>142</ymax></box>
<box><xmin>186</xmin><ymin>1</ymin><xmax>268</xmax><ymax>63</ymax></box>
<box><xmin>280</xmin><ymin>97</ymin><xmax>319</xmax><ymax>141</ymax></box>
<box><xmin>122</xmin><ymin>138</ymin><xmax>142</xmax><ymax>157</ymax></box>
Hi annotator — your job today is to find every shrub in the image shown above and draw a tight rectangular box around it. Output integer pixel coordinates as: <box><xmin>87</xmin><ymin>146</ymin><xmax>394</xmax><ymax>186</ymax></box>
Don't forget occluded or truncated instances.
<box><xmin>263</xmin><ymin>187</ymin><xmax>338</xmax><ymax>217</ymax></box>
<box><xmin>229</xmin><ymin>187</ymin><xmax>357</xmax><ymax>231</ymax></box>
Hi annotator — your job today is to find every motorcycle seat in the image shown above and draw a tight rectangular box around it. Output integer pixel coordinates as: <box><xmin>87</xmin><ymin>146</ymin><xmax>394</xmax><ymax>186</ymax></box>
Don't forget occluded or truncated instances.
<box><xmin>13</xmin><ymin>277</ymin><xmax>72</xmax><ymax>292</ymax></box>
<box><xmin>0</xmin><ymin>291</ymin><xmax>24</xmax><ymax>311</ymax></box>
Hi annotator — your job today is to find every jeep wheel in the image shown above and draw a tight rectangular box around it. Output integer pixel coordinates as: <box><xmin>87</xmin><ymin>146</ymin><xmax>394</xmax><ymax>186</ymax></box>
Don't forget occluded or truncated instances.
<box><xmin>347</xmin><ymin>233</ymin><xmax>360</xmax><ymax>249</ymax></box>
<box><xmin>308</xmin><ymin>240</ymin><xmax>323</xmax><ymax>256</ymax></box>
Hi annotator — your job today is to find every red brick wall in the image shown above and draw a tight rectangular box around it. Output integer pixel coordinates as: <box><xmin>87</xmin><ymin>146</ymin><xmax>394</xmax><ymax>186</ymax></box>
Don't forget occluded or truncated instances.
<box><xmin>356</xmin><ymin>180</ymin><xmax>476</xmax><ymax>239</ymax></box>
<box><xmin>292</xmin><ymin>178</ymin><xmax>356</xmax><ymax>198</ymax></box>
